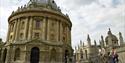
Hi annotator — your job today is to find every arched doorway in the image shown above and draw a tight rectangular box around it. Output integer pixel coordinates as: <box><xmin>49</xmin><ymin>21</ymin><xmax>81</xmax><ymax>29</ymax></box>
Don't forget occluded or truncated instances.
<box><xmin>30</xmin><ymin>47</ymin><xmax>40</xmax><ymax>63</ymax></box>
<box><xmin>3</xmin><ymin>48</ymin><xmax>7</xmax><ymax>63</ymax></box>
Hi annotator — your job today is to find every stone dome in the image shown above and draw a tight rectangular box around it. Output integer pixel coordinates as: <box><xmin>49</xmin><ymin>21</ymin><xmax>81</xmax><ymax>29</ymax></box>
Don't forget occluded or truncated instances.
<box><xmin>27</xmin><ymin>0</ymin><xmax>59</xmax><ymax>10</ymax></box>
<box><xmin>105</xmin><ymin>34</ymin><xmax>118</xmax><ymax>42</ymax></box>
<box><xmin>105</xmin><ymin>28</ymin><xmax>118</xmax><ymax>46</ymax></box>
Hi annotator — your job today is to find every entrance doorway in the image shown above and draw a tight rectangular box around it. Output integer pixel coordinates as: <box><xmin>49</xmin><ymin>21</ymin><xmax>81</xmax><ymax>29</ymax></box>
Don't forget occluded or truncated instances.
<box><xmin>30</xmin><ymin>47</ymin><xmax>40</xmax><ymax>63</ymax></box>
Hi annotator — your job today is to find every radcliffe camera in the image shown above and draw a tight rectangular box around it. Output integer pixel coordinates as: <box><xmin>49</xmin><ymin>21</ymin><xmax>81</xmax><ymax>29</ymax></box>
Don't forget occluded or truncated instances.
<box><xmin>0</xmin><ymin>0</ymin><xmax>125</xmax><ymax>63</ymax></box>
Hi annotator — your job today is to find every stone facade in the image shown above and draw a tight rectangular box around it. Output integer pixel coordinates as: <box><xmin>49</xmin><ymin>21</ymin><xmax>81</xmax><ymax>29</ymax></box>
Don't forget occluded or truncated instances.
<box><xmin>75</xmin><ymin>28</ymin><xmax>125</xmax><ymax>63</ymax></box>
<box><xmin>0</xmin><ymin>0</ymin><xmax>73</xmax><ymax>63</ymax></box>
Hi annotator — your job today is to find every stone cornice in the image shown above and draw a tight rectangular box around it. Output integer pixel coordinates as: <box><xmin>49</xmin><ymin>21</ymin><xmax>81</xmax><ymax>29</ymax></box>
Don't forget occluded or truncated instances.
<box><xmin>8</xmin><ymin>8</ymin><xmax>72</xmax><ymax>27</ymax></box>
<box><xmin>11</xmin><ymin>39</ymin><xmax>65</xmax><ymax>47</ymax></box>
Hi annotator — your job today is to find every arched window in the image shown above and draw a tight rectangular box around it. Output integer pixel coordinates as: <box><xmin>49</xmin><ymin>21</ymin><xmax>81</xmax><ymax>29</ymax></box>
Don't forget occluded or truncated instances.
<box><xmin>3</xmin><ymin>48</ymin><xmax>7</xmax><ymax>63</ymax></box>
<box><xmin>50</xmin><ymin>48</ymin><xmax>56</xmax><ymax>61</ymax></box>
<box><xmin>14</xmin><ymin>48</ymin><xmax>20</xmax><ymax>61</ymax></box>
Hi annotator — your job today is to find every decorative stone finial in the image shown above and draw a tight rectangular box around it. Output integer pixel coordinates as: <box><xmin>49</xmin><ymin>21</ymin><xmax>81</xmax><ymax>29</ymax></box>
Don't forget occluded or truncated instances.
<box><xmin>109</xmin><ymin>28</ymin><xmax>111</xmax><ymax>31</ymax></box>
<box><xmin>94</xmin><ymin>40</ymin><xmax>97</xmax><ymax>46</ymax></box>
<box><xmin>119</xmin><ymin>32</ymin><xmax>122</xmax><ymax>35</ymax></box>
<box><xmin>12</xmin><ymin>11</ymin><xmax>14</xmax><ymax>14</ymax></box>
<box><xmin>108</xmin><ymin>28</ymin><xmax>112</xmax><ymax>35</ymax></box>
<box><xmin>83</xmin><ymin>42</ymin><xmax>84</xmax><ymax>47</ymax></box>
<box><xmin>80</xmin><ymin>40</ymin><xmax>82</xmax><ymax>45</ymax></box>
<box><xmin>18</xmin><ymin>7</ymin><xmax>20</xmax><ymax>11</ymax></box>
<box><xmin>87</xmin><ymin>34</ymin><xmax>91</xmax><ymax>42</ymax></box>
<box><xmin>75</xmin><ymin>46</ymin><xmax>77</xmax><ymax>50</ymax></box>
<box><xmin>24</xmin><ymin>4</ymin><xmax>26</xmax><ymax>9</ymax></box>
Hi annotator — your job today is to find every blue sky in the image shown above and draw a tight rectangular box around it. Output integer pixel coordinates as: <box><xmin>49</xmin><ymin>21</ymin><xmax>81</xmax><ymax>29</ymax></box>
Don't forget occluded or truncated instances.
<box><xmin>0</xmin><ymin>0</ymin><xmax>125</xmax><ymax>49</ymax></box>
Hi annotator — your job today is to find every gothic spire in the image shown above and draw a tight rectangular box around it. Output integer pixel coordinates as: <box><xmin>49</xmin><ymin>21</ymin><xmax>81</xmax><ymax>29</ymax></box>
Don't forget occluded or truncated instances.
<box><xmin>83</xmin><ymin>42</ymin><xmax>84</xmax><ymax>47</ymax></box>
<box><xmin>101</xmin><ymin>35</ymin><xmax>105</xmax><ymax>47</ymax></box>
<box><xmin>80</xmin><ymin>40</ymin><xmax>82</xmax><ymax>46</ymax></box>
<box><xmin>87</xmin><ymin>34</ymin><xmax>91</xmax><ymax>46</ymax></box>
<box><xmin>94</xmin><ymin>40</ymin><xmax>97</xmax><ymax>46</ymax></box>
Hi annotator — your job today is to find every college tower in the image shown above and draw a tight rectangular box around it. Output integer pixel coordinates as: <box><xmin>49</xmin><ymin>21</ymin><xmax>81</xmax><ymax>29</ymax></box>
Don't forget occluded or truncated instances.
<box><xmin>0</xmin><ymin>0</ymin><xmax>73</xmax><ymax>63</ymax></box>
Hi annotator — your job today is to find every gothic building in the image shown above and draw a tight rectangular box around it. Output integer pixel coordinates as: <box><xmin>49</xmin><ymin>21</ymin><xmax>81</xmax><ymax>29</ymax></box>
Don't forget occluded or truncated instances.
<box><xmin>75</xmin><ymin>28</ymin><xmax>125</xmax><ymax>63</ymax></box>
<box><xmin>0</xmin><ymin>0</ymin><xmax>73</xmax><ymax>63</ymax></box>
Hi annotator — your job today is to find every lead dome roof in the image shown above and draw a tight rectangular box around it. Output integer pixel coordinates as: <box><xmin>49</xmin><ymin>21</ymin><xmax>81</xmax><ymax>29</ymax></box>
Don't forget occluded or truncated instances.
<box><xmin>27</xmin><ymin>0</ymin><xmax>59</xmax><ymax>11</ymax></box>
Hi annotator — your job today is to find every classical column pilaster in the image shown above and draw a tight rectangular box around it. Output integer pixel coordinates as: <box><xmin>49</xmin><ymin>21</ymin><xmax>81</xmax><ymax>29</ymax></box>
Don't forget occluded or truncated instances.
<box><xmin>69</xmin><ymin>28</ymin><xmax>71</xmax><ymax>45</ymax></box>
<box><xmin>44</xmin><ymin>17</ymin><xmax>48</xmax><ymax>40</ymax></box>
<box><xmin>6</xmin><ymin>24</ymin><xmax>11</xmax><ymax>42</ymax></box>
<box><xmin>60</xmin><ymin>21</ymin><xmax>63</xmax><ymax>42</ymax></box>
<box><xmin>5</xmin><ymin>46</ymin><xmax>11</xmax><ymax>63</ymax></box>
<box><xmin>47</xmin><ymin>18</ymin><xmax>50</xmax><ymax>41</ymax></box>
<box><xmin>28</xmin><ymin>17</ymin><xmax>33</xmax><ymax>40</ymax></box>
<box><xmin>12</xmin><ymin>20</ymin><xmax>18</xmax><ymax>41</ymax></box>
<box><xmin>15</xmin><ymin>18</ymin><xmax>20</xmax><ymax>41</ymax></box>
<box><xmin>24</xmin><ymin>17</ymin><xmax>29</xmax><ymax>40</ymax></box>
<box><xmin>42</xmin><ymin>17</ymin><xmax>46</xmax><ymax>40</ymax></box>
<box><xmin>57</xmin><ymin>20</ymin><xmax>60</xmax><ymax>41</ymax></box>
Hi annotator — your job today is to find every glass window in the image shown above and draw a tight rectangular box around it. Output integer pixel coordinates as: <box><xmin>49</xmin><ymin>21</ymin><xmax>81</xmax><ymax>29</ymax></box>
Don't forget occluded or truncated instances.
<box><xmin>35</xmin><ymin>20</ymin><xmax>41</xmax><ymax>29</ymax></box>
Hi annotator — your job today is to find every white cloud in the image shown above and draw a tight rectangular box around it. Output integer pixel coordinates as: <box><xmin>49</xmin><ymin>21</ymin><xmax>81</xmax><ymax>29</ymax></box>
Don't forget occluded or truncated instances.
<box><xmin>0</xmin><ymin>0</ymin><xmax>125</xmax><ymax>49</ymax></box>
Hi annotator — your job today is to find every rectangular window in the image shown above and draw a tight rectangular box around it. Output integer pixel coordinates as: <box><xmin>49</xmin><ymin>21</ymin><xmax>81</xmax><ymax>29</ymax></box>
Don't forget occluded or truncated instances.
<box><xmin>35</xmin><ymin>20</ymin><xmax>41</xmax><ymax>29</ymax></box>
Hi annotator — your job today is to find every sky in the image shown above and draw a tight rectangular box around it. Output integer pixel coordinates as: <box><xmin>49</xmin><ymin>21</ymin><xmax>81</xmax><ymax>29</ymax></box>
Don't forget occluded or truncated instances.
<box><xmin>0</xmin><ymin>0</ymin><xmax>125</xmax><ymax>49</ymax></box>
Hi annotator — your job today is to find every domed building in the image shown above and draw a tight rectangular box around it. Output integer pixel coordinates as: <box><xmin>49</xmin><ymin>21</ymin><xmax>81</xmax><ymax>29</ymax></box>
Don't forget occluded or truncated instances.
<box><xmin>0</xmin><ymin>0</ymin><xmax>73</xmax><ymax>63</ymax></box>
<box><xmin>105</xmin><ymin>28</ymin><xmax>119</xmax><ymax>48</ymax></box>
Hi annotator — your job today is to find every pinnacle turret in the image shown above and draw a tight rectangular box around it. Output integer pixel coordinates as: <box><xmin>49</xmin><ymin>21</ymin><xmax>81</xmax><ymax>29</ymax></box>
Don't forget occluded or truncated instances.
<box><xmin>87</xmin><ymin>34</ymin><xmax>91</xmax><ymax>46</ymax></box>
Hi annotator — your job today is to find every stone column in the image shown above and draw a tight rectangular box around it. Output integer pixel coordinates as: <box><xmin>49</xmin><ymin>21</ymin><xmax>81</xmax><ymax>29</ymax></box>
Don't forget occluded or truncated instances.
<box><xmin>24</xmin><ymin>17</ymin><xmax>29</xmax><ymax>40</ymax></box>
<box><xmin>44</xmin><ymin>17</ymin><xmax>48</xmax><ymax>40</ymax></box>
<box><xmin>15</xmin><ymin>18</ymin><xmax>20</xmax><ymax>41</ymax></box>
<box><xmin>28</xmin><ymin>17</ymin><xmax>33</xmax><ymax>40</ymax></box>
<box><xmin>69</xmin><ymin>29</ymin><xmax>71</xmax><ymax>45</ymax></box>
<box><xmin>58</xmin><ymin>21</ymin><xmax>60</xmax><ymax>41</ymax></box>
<box><xmin>12</xmin><ymin>20</ymin><xmax>18</xmax><ymax>41</ymax></box>
<box><xmin>6</xmin><ymin>24</ymin><xmax>11</xmax><ymax>42</ymax></box>
<box><xmin>60</xmin><ymin>21</ymin><xmax>63</xmax><ymax>42</ymax></box>
<box><xmin>42</xmin><ymin>17</ymin><xmax>46</xmax><ymax>40</ymax></box>
<box><xmin>47</xmin><ymin>18</ymin><xmax>50</xmax><ymax>41</ymax></box>
<box><xmin>5</xmin><ymin>46</ymin><xmax>11</xmax><ymax>63</ymax></box>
